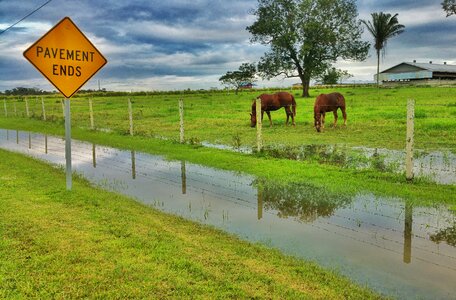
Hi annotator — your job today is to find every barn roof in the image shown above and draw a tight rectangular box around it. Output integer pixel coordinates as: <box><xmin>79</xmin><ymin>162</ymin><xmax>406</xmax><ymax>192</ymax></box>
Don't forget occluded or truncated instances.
<box><xmin>381</xmin><ymin>62</ymin><xmax>456</xmax><ymax>74</ymax></box>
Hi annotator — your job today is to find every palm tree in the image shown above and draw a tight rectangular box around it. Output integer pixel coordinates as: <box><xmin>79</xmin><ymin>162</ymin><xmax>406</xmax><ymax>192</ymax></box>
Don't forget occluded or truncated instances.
<box><xmin>362</xmin><ymin>13</ymin><xmax>405</xmax><ymax>86</ymax></box>
<box><xmin>442</xmin><ymin>0</ymin><xmax>456</xmax><ymax>16</ymax></box>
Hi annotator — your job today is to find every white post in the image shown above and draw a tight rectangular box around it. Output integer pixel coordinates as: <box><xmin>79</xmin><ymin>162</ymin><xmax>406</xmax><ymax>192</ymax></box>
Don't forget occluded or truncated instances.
<box><xmin>179</xmin><ymin>99</ymin><xmax>184</xmax><ymax>143</ymax></box>
<box><xmin>256</xmin><ymin>98</ymin><xmax>262</xmax><ymax>152</ymax></box>
<box><xmin>89</xmin><ymin>97</ymin><xmax>94</xmax><ymax>130</ymax></box>
<box><xmin>128</xmin><ymin>98</ymin><xmax>134</xmax><ymax>136</ymax></box>
<box><xmin>3</xmin><ymin>98</ymin><xmax>7</xmax><ymax>117</ymax></box>
<box><xmin>65</xmin><ymin>98</ymin><xmax>72</xmax><ymax>190</ymax></box>
<box><xmin>25</xmin><ymin>98</ymin><xmax>30</xmax><ymax>117</ymax></box>
<box><xmin>406</xmin><ymin>99</ymin><xmax>415</xmax><ymax>181</ymax></box>
<box><xmin>41</xmin><ymin>97</ymin><xmax>46</xmax><ymax>121</ymax></box>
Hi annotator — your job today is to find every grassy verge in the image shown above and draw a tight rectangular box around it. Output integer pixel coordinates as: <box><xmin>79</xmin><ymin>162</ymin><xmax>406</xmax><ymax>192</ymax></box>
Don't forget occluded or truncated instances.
<box><xmin>1</xmin><ymin>117</ymin><xmax>455</xmax><ymax>207</ymax></box>
<box><xmin>0</xmin><ymin>149</ymin><xmax>383</xmax><ymax>299</ymax></box>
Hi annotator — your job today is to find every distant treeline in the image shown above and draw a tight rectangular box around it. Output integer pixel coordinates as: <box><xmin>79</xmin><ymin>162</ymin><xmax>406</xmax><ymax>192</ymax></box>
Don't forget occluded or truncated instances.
<box><xmin>1</xmin><ymin>84</ymin><xmax>378</xmax><ymax>97</ymax></box>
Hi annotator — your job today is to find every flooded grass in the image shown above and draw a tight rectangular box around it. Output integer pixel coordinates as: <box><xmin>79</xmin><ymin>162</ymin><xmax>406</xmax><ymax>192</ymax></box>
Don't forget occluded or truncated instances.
<box><xmin>0</xmin><ymin>149</ymin><xmax>383</xmax><ymax>299</ymax></box>
<box><xmin>1</xmin><ymin>130</ymin><xmax>455</xmax><ymax>298</ymax></box>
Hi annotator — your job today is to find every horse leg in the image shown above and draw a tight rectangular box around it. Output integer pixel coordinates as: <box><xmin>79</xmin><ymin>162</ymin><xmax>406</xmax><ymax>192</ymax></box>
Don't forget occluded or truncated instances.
<box><xmin>341</xmin><ymin>106</ymin><xmax>347</xmax><ymax>126</ymax></box>
<box><xmin>321</xmin><ymin>112</ymin><xmax>326</xmax><ymax>129</ymax></box>
<box><xmin>266</xmin><ymin>111</ymin><xmax>273</xmax><ymax>127</ymax></box>
<box><xmin>333</xmin><ymin>110</ymin><xmax>338</xmax><ymax>128</ymax></box>
<box><xmin>285</xmin><ymin>106</ymin><xmax>292</xmax><ymax>126</ymax></box>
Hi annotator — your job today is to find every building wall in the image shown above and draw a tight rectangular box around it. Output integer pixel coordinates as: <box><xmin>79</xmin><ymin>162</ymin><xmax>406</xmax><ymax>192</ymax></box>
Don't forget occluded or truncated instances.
<box><xmin>382</xmin><ymin>79</ymin><xmax>456</xmax><ymax>87</ymax></box>
<box><xmin>376</xmin><ymin>70</ymin><xmax>433</xmax><ymax>82</ymax></box>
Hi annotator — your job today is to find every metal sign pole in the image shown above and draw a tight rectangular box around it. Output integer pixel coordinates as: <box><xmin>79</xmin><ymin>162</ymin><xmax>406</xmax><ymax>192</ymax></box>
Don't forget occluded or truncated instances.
<box><xmin>65</xmin><ymin>98</ymin><xmax>72</xmax><ymax>190</ymax></box>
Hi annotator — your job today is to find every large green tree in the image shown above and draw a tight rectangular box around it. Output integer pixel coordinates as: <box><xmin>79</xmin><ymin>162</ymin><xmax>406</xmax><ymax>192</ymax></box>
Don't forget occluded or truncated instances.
<box><xmin>442</xmin><ymin>0</ymin><xmax>456</xmax><ymax>16</ymax></box>
<box><xmin>247</xmin><ymin>0</ymin><xmax>369</xmax><ymax>97</ymax></box>
<box><xmin>361</xmin><ymin>12</ymin><xmax>405</xmax><ymax>86</ymax></box>
<box><xmin>219</xmin><ymin>63</ymin><xmax>257</xmax><ymax>94</ymax></box>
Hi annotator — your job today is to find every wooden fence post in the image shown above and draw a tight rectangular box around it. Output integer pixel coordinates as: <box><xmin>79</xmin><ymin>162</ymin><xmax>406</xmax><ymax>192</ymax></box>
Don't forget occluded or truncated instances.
<box><xmin>25</xmin><ymin>98</ymin><xmax>30</xmax><ymax>117</ymax></box>
<box><xmin>179</xmin><ymin>99</ymin><xmax>184</xmax><ymax>143</ymax></box>
<box><xmin>406</xmin><ymin>99</ymin><xmax>415</xmax><ymax>181</ymax></box>
<box><xmin>14</xmin><ymin>102</ymin><xmax>17</xmax><ymax>117</ymax></box>
<box><xmin>41</xmin><ymin>97</ymin><xmax>46</xmax><ymax>121</ymax></box>
<box><xmin>89</xmin><ymin>97</ymin><xmax>94</xmax><ymax>129</ymax></box>
<box><xmin>3</xmin><ymin>98</ymin><xmax>7</xmax><ymax>117</ymax></box>
<box><xmin>128</xmin><ymin>98</ymin><xmax>134</xmax><ymax>136</ymax></box>
<box><xmin>256</xmin><ymin>97</ymin><xmax>262</xmax><ymax>152</ymax></box>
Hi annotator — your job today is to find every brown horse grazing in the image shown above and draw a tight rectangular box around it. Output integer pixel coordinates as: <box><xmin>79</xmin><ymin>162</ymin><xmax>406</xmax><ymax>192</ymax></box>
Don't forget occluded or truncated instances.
<box><xmin>314</xmin><ymin>92</ymin><xmax>347</xmax><ymax>132</ymax></box>
<box><xmin>250</xmin><ymin>92</ymin><xmax>296</xmax><ymax>127</ymax></box>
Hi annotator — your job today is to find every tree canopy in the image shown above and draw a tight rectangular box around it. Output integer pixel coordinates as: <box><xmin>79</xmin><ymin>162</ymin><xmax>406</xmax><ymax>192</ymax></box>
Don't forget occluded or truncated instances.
<box><xmin>219</xmin><ymin>63</ymin><xmax>257</xmax><ymax>94</ymax></box>
<box><xmin>247</xmin><ymin>0</ymin><xmax>369</xmax><ymax>97</ymax></box>
<box><xmin>317</xmin><ymin>68</ymin><xmax>353</xmax><ymax>85</ymax></box>
<box><xmin>442</xmin><ymin>0</ymin><xmax>456</xmax><ymax>16</ymax></box>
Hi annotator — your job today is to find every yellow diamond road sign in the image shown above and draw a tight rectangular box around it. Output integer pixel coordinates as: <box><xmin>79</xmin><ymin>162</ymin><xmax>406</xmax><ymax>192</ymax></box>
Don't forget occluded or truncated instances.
<box><xmin>23</xmin><ymin>17</ymin><xmax>107</xmax><ymax>98</ymax></box>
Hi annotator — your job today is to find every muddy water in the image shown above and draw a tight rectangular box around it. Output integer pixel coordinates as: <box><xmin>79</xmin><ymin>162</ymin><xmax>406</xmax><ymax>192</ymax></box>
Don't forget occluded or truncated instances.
<box><xmin>0</xmin><ymin>129</ymin><xmax>455</xmax><ymax>299</ymax></box>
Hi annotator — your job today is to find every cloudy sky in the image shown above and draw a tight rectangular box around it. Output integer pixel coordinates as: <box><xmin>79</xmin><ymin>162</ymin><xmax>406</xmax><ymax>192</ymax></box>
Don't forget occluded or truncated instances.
<box><xmin>1</xmin><ymin>0</ymin><xmax>455</xmax><ymax>92</ymax></box>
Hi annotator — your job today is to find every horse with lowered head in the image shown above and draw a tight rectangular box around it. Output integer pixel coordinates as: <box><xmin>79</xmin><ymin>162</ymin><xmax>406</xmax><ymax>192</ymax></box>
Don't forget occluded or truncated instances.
<box><xmin>314</xmin><ymin>92</ymin><xmax>347</xmax><ymax>132</ymax></box>
<box><xmin>250</xmin><ymin>91</ymin><xmax>296</xmax><ymax>127</ymax></box>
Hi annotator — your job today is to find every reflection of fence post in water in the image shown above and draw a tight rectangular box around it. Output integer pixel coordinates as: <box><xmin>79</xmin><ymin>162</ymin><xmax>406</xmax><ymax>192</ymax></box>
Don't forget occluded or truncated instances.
<box><xmin>45</xmin><ymin>135</ymin><xmax>48</xmax><ymax>154</ymax></box>
<box><xmin>131</xmin><ymin>150</ymin><xmax>136</xmax><ymax>179</ymax></box>
<box><xmin>28</xmin><ymin>133</ymin><xmax>31</xmax><ymax>149</ymax></box>
<box><xmin>128</xmin><ymin>98</ymin><xmax>134</xmax><ymax>136</ymax></box>
<box><xmin>256</xmin><ymin>98</ymin><xmax>262</xmax><ymax>152</ymax></box>
<box><xmin>16</xmin><ymin>130</ymin><xmax>19</xmax><ymax>144</ymax></box>
<box><xmin>6</xmin><ymin>130</ymin><xmax>9</xmax><ymax>141</ymax></box>
<box><xmin>403</xmin><ymin>202</ymin><xmax>413</xmax><ymax>263</ymax></box>
<box><xmin>92</xmin><ymin>144</ymin><xmax>96</xmax><ymax>168</ymax></box>
<box><xmin>179</xmin><ymin>99</ymin><xmax>184</xmax><ymax>143</ymax></box>
<box><xmin>406</xmin><ymin>99</ymin><xmax>415</xmax><ymax>181</ymax></box>
<box><xmin>181</xmin><ymin>160</ymin><xmax>186</xmax><ymax>194</ymax></box>
<box><xmin>257</xmin><ymin>184</ymin><xmax>263</xmax><ymax>220</ymax></box>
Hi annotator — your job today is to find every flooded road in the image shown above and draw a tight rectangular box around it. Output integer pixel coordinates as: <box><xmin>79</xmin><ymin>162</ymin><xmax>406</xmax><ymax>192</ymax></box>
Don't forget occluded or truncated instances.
<box><xmin>0</xmin><ymin>129</ymin><xmax>455</xmax><ymax>299</ymax></box>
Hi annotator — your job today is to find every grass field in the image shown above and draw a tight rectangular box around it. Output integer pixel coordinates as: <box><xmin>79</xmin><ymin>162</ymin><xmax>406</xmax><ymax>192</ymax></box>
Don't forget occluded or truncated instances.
<box><xmin>3</xmin><ymin>86</ymin><xmax>456</xmax><ymax>151</ymax></box>
<box><xmin>1</xmin><ymin>86</ymin><xmax>455</xmax><ymax>297</ymax></box>
<box><xmin>1</xmin><ymin>86</ymin><xmax>456</xmax><ymax>206</ymax></box>
<box><xmin>0</xmin><ymin>149</ymin><xmax>383</xmax><ymax>299</ymax></box>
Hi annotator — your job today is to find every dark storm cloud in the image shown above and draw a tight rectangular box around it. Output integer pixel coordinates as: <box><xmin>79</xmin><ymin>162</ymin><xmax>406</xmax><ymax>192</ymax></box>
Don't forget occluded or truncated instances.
<box><xmin>1</xmin><ymin>0</ymin><xmax>456</xmax><ymax>90</ymax></box>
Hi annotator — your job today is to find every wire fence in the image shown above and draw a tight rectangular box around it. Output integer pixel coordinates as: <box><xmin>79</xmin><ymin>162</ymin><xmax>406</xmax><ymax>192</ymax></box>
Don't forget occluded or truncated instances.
<box><xmin>1</xmin><ymin>92</ymin><xmax>456</xmax><ymax>154</ymax></box>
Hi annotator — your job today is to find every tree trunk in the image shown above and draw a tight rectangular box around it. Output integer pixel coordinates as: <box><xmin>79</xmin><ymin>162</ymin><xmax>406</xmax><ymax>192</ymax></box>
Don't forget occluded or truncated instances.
<box><xmin>376</xmin><ymin>49</ymin><xmax>380</xmax><ymax>87</ymax></box>
<box><xmin>300</xmin><ymin>76</ymin><xmax>310</xmax><ymax>98</ymax></box>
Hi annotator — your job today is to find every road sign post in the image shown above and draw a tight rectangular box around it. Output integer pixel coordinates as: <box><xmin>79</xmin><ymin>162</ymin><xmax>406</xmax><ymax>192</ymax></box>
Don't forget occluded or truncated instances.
<box><xmin>24</xmin><ymin>17</ymin><xmax>107</xmax><ymax>190</ymax></box>
<box><xmin>65</xmin><ymin>98</ymin><xmax>72</xmax><ymax>190</ymax></box>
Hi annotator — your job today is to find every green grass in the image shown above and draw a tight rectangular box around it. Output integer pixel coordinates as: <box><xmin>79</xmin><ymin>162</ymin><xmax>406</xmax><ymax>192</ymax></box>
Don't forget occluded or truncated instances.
<box><xmin>0</xmin><ymin>149</ymin><xmax>383</xmax><ymax>299</ymax></box>
<box><xmin>4</xmin><ymin>86</ymin><xmax>456</xmax><ymax>150</ymax></box>
<box><xmin>0</xmin><ymin>111</ymin><xmax>455</xmax><ymax>207</ymax></box>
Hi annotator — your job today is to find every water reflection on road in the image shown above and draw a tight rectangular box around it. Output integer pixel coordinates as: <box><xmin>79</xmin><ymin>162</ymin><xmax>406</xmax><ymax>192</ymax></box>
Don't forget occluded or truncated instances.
<box><xmin>0</xmin><ymin>129</ymin><xmax>455</xmax><ymax>299</ymax></box>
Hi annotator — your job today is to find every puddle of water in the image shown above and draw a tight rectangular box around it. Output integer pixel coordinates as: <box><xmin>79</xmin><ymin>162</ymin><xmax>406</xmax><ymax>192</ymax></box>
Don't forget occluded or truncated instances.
<box><xmin>0</xmin><ymin>129</ymin><xmax>455</xmax><ymax>299</ymax></box>
<box><xmin>260</xmin><ymin>144</ymin><xmax>456</xmax><ymax>185</ymax></box>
